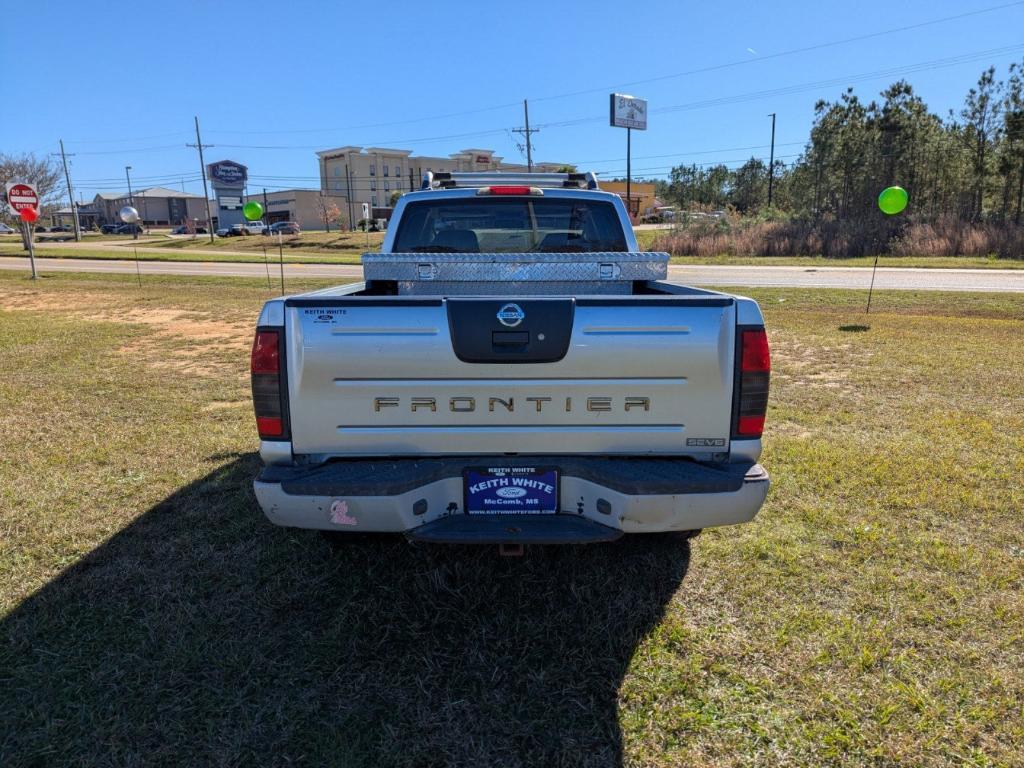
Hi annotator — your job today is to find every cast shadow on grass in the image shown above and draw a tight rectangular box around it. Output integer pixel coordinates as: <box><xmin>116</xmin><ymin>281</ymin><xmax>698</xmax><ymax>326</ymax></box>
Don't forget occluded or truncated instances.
<box><xmin>1</xmin><ymin>455</ymin><xmax>690</xmax><ymax>767</ymax></box>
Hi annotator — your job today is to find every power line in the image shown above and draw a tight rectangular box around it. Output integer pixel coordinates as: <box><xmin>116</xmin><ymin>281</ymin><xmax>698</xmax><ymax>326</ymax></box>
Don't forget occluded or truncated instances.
<box><xmin>576</xmin><ymin>141</ymin><xmax>807</xmax><ymax>165</ymax></box>
<box><xmin>127</xmin><ymin>43</ymin><xmax>1024</xmax><ymax>157</ymax></box>
<box><xmin>63</xmin><ymin>130</ymin><xmax>193</xmax><ymax>145</ymax></box>
<box><xmin>180</xmin><ymin>1</ymin><xmax>1023</xmax><ymax>139</ymax></box>
<box><xmin>67</xmin><ymin>144</ymin><xmax>188</xmax><ymax>156</ymax></box>
<box><xmin>531</xmin><ymin>44</ymin><xmax>1024</xmax><ymax>132</ymax></box>
<box><xmin>53</xmin><ymin>40</ymin><xmax>1024</xmax><ymax>172</ymax></box>
<box><xmin>529</xmin><ymin>1</ymin><xmax>1024</xmax><ymax>104</ymax></box>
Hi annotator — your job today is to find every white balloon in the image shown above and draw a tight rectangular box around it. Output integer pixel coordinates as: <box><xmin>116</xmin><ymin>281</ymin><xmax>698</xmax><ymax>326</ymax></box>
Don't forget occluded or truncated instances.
<box><xmin>119</xmin><ymin>206</ymin><xmax>140</xmax><ymax>223</ymax></box>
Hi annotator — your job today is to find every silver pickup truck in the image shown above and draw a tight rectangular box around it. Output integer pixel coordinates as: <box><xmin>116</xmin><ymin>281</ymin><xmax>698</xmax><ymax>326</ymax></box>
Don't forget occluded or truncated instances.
<box><xmin>250</xmin><ymin>171</ymin><xmax>770</xmax><ymax>546</ymax></box>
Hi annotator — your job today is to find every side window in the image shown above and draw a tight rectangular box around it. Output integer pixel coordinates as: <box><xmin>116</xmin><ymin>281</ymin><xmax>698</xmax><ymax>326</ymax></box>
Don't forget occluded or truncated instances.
<box><xmin>369</xmin><ymin>164</ymin><xmax>376</xmax><ymax>176</ymax></box>
<box><xmin>371</xmin><ymin>196</ymin><xmax>378</xmax><ymax>207</ymax></box>
<box><xmin>384</xmin><ymin>181</ymin><xmax>390</xmax><ymax>192</ymax></box>
<box><xmin>370</xmin><ymin>180</ymin><xmax>376</xmax><ymax>191</ymax></box>
<box><xmin>383</xmin><ymin>165</ymin><xmax>389</xmax><ymax>177</ymax></box>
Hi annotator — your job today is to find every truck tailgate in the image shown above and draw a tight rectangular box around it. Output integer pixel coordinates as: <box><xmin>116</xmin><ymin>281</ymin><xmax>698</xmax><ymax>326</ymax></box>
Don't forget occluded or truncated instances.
<box><xmin>284</xmin><ymin>294</ymin><xmax>736</xmax><ymax>457</ymax></box>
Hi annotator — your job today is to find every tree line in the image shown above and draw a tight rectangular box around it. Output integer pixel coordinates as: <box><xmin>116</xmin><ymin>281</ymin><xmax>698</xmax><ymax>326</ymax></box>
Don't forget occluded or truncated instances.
<box><xmin>656</xmin><ymin>61</ymin><xmax>1024</xmax><ymax>226</ymax></box>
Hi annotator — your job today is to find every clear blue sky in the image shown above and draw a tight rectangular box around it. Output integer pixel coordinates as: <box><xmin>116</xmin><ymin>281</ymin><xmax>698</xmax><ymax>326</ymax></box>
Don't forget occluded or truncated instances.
<box><xmin>3</xmin><ymin>0</ymin><xmax>1023</xmax><ymax>201</ymax></box>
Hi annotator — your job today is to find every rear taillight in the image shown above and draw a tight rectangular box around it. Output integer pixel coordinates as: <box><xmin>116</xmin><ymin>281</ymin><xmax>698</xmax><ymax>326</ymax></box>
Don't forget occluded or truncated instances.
<box><xmin>733</xmin><ymin>328</ymin><xmax>770</xmax><ymax>438</ymax></box>
<box><xmin>251</xmin><ymin>329</ymin><xmax>288</xmax><ymax>440</ymax></box>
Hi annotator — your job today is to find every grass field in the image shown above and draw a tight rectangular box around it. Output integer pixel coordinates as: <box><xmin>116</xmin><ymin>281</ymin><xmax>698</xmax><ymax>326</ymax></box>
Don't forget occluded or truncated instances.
<box><xmin>1</xmin><ymin>271</ymin><xmax>1022</xmax><ymax>766</ymax></box>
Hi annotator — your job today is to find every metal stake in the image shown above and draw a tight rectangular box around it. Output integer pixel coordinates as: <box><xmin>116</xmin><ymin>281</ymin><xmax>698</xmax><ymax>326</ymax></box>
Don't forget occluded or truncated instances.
<box><xmin>866</xmin><ymin>253</ymin><xmax>880</xmax><ymax>314</ymax></box>
<box><xmin>278</xmin><ymin>232</ymin><xmax>285</xmax><ymax>295</ymax></box>
<box><xmin>25</xmin><ymin>220</ymin><xmax>37</xmax><ymax>279</ymax></box>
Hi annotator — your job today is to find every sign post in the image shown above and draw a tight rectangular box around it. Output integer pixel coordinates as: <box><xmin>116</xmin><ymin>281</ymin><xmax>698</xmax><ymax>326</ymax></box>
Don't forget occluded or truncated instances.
<box><xmin>362</xmin><ymin>202</ymin><xmax>370</xmax><ymax>249</ymax></box>
<box><xmin>609</xmin><ymin>94</ymin><xmax>648</xmax><ymax>220</ymax></box>
<box><xmin>6</xmin><ymin>182</ymin><xmax>40</xmax><ymax>279</ymax></box>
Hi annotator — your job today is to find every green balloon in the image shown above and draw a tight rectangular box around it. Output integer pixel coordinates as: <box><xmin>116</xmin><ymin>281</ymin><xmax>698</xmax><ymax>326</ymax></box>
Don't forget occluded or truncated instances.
<box><xmin>243</xmin><ymin>201</ymin><xmax>263</xmax><ymax>221</ymax></box>
<box><xmin>878</xmin><ymin>186</ymin><xmax>908</xmax><ymax>215</ymax></box>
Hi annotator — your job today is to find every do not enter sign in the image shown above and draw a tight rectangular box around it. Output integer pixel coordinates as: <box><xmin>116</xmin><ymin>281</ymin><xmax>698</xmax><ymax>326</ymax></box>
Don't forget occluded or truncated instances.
<box><xmin>5</xmin><ymin>182</ymin><xmax>39</xmax><ymax>212</ymax></box>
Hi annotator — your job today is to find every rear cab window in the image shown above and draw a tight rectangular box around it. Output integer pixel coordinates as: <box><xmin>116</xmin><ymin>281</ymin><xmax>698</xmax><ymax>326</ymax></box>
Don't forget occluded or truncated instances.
<box><xmin>393</xmin><ymin>197</ymin><xmax>628</xmax><ymax>253</ymax></box>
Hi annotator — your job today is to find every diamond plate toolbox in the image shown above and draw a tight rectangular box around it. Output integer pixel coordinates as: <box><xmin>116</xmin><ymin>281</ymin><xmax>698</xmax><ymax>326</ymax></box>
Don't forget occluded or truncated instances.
<box><xmin>362</xmin><ymin>251</ymin><xmax>669</xmax><ymax>292</ymax></box>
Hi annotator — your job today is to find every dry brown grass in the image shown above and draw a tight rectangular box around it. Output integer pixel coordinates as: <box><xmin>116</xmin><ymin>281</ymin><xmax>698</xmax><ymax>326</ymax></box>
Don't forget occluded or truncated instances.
<box><xmin>1</xmin><ymin>271</ymin><xmax>1022</xmax><ymax>766</ymax></box>
<box><xmin>652</xmin><ymin>217</ymin><xmax>1024</xmax><ymax>260</ymax></box>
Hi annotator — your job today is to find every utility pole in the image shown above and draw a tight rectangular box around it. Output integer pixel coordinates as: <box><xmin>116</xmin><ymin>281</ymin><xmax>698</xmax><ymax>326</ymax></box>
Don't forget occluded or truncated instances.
<box><xmin>346</xmin><ymin>164</ymin><xmax>354</xmax><ymax>230</ymax></box>
<box><xmin>187</xmin><ymin>116</ymin><xmax>216</xmax><ymax>243</ymax></box>
<box><xmin>512</xmin><ymin>99</ymin><xmax>539</xmax><ymax>172</ymax></box>
<box><xmin>767</xmin><ymin>112</ymin><xmax>776</xmax><ymax>209</ymax></box>
<box><xmin>56</xmin><ymin>140</ymin><xmax>82</xmax><ymax>241</ymax></box>
<box><xmin>263</xmin><ymin>188</ymin><xmax>269</xmax><ymax>226</ymax></box>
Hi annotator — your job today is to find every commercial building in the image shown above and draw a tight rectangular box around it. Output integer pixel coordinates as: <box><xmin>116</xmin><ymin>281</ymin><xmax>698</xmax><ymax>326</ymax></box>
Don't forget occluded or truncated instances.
<box><xmin>90</xmin><ymin>187</ymin><xmax>209</xmax><ymax>227</ymax></box>
<box><xmin>598</xmin><ymin>181</ymin><xmax>659</xmax><ymax>219</ymax></box>
<box><xmin>316</xmin><ymin>146</ymin><xmax>568</xmax><ymax>224</ymax></box>
<box><xmin>51</xmin><ymin>187</ymin><xmax>209</xmax><ymax>229</ymax></box>
<box><xmin>242</xmin><ymin>188</ymin><xmax>343</xmax><ymax>232</ymax></box>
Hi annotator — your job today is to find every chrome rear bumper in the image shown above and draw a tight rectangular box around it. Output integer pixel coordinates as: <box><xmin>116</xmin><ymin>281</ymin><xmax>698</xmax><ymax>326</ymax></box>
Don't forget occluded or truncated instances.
<box><xmin>253</xmin><ymin>457</ymin><xmax>769</xmax><ymax>539</ymax></box>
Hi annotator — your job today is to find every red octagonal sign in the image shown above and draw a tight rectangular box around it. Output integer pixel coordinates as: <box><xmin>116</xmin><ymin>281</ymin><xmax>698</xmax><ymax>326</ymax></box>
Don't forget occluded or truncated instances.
<box><xmin>6</xmin><ymin>182</ymin><xmax>39</xmax><ymax>212</ymax></box>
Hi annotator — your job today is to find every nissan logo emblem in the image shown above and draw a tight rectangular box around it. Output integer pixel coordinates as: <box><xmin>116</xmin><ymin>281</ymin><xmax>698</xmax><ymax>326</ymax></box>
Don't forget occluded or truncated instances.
<box><xmin>497</xmin><ymin>303</ymin><xmax>525</xmax><ymax>327</ymax></box>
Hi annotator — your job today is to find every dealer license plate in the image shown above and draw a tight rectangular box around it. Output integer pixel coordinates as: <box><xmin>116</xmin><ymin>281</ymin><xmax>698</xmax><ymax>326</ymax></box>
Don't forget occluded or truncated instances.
<box><xmin>464</xmin><ymin>466</ymin><xmax>559</xmax><ymax>515</ymax></box>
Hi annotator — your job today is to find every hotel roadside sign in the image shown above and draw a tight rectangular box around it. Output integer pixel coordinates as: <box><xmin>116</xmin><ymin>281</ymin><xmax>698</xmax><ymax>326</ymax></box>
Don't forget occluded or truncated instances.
<box><xmin>207</xmin><ymin>160</ymin><xmax>249</xmax><ymax>231</ymax></box>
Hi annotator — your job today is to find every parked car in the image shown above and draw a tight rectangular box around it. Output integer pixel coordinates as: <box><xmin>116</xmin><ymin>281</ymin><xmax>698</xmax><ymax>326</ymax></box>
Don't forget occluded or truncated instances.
<box><xmin>170</xmin><ymin>225</ymin><xmax>208</xmax><ymax>234</ymax></box>
<box><xmin>49</xmin><ymin>225</ymin><xmax>71</xmax><ymax>232</ymax></box>
<box><xmin>266</xmin><ymin>221</ymin><xmax>300</xmax><ymax>235</ymax></box>
<box><xmin>231</xmin><ymin>220</ymin><xmax>267</xmax><ymax>236</ymax></box>
<box><xmin>34</xmin><ymin>226</ymin><xmax>48</xmax><ymax>233</ymax></box>
<box><xmin>0</xmin><ymin>223</ymin><xmax>16</xmax><ymax>234</ymax></box>
<box><xmin>250</xmin><ymin>170</ymin><xmax>771</xmax><ymax>547</ymax></box>
<box><xmin>114</xmin><ymin>223</ymin><xmax>145</xmax><ymax>235</ymax></box>
<box><xmin>100</xmin><ymin>223</ymin><xmax>120</xmax><ymax>234</ymax></box>
<box><xmin>216</xmin><ymin>227</ymin><xmax>234</xmax><ymax>237</ymax></box>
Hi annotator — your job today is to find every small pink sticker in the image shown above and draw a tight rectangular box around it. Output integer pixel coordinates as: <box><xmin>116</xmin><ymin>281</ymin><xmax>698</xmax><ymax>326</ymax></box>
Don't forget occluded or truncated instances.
<box><xmin>330</xmin><ymin>499</ymin><xmax>357</xmax><ymax>526</ymax></box>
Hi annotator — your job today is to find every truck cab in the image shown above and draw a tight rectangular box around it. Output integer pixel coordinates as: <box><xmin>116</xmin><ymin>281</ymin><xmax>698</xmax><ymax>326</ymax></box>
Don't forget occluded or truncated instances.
<box><xmin>250</xmin><ymin>172</ymin><xmax>770</xmax><ymax>545</ymax></box>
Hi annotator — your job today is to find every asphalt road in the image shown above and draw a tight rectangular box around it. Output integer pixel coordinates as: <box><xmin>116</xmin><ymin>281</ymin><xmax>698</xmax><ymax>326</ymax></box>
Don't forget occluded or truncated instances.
<box><xmin>2</xmin><ymin>256</ymin><xmax>1024</xmax><ymax>292</ymax></box>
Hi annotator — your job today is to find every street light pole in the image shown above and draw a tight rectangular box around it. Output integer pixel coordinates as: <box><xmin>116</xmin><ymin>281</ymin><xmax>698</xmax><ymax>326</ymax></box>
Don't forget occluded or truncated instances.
<box><xmin>125</xmin><ymin>165</ymin><xmax>138</xmax><ymax>240</ymax></box>
<box><xmin>125</xmin><ymin>166</ymin><xmax>134</xmax><ymax>207</ymax></box>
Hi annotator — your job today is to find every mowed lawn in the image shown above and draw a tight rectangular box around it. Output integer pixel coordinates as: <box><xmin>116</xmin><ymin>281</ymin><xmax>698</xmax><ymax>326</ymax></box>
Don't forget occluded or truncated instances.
<box><xmin>0</xmin><ymin>271</ymin><xmax>1022</xmax><ymax>767</ymax></box>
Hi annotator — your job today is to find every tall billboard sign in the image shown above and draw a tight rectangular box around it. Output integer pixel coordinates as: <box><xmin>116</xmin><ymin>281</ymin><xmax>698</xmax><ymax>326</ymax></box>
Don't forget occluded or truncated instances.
<box><xmin>610</xmin><ymin>94</ymin><xmax>647</xmax><ymax>130</ymax></box>
<box><xmin>207</xmin><ymin>160</ymin><xmax>249</xmax><ymax>230</ymax></box>
<box><xmin>609</xmin><ymin>94</ymin><xmax>647</xmax><ymax>219</ymax></box>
